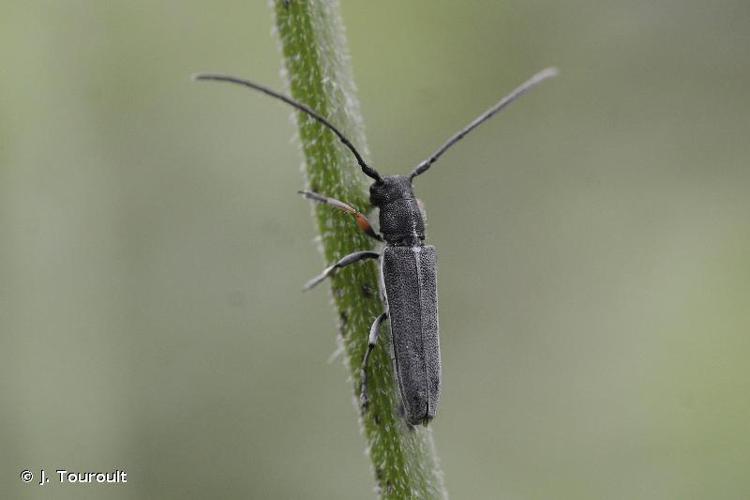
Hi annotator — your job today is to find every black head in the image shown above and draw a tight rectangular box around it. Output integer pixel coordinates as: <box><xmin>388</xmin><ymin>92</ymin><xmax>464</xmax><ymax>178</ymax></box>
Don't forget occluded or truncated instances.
<box><xmin>369</xmin><ymin>175</ymin><xmax>415</xmax><ymax>208</ymax></box>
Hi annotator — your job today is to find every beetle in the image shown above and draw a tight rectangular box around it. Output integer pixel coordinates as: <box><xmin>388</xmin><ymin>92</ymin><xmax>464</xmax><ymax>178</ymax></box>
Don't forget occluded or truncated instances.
<box><xmin>194</xmin><ymin>68</ymin><xmax>557</xmax><ymax>425</ymax></box>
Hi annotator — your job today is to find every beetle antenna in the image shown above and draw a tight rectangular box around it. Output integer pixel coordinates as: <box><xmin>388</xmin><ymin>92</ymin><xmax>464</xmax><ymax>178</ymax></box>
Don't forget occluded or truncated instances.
<box><xmin>409</xmin><ymin>67</ymin><xmax>558</xmax><ymax>180</ymax></box>
<box><xmin>193</xmin><ymin>73</ymin><xmax>383</xmax><ymax>182</ymax></box>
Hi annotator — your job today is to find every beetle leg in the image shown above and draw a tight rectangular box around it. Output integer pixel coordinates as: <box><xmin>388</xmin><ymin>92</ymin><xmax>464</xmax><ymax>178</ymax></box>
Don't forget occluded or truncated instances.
<box><xmin>298</xmin><ymin>190</ymin><xmax>382</xmax><ymax>241</ymax></box>
<box><xmin>360</xmin><ymin>312</ymin><xmax>388</xmax><ymax>410</ymax></box>
<box><xmin>303</xmin><ymin>250</ymin><xmax>380</xmax><ymax>291</ymax></box>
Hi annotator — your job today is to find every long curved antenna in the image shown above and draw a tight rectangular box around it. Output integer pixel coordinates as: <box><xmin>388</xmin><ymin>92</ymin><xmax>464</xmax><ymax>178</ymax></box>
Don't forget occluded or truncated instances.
<box><xmin>410</xmin><ymin>67</ymin><xmax>558</xmax><ymax>180</ymax></box>
<box><xmin>193</xmin><ymin>73</ymin><xmax>382</xmax><ymax>182</ymax></box>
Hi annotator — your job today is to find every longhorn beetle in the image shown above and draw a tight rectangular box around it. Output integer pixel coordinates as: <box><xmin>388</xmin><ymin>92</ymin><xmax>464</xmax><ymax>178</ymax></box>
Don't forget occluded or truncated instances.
<box><xmin>194</xmin><ymin>67</ymin><xmax>557</xmax><ymax>426</ymax></box>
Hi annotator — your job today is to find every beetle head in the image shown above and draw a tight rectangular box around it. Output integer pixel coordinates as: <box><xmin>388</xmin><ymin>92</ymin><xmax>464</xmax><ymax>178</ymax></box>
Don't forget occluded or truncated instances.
<box><xmin>369</xmin><ymin>175</ymin><xmax>415</xmax><ymax>207</ymax></box>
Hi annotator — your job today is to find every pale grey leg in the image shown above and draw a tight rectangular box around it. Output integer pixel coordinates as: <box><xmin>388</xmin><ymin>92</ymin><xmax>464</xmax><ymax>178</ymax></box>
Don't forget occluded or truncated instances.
<box><xmin>360</xmin><ymin>312</ymin><xmax>388</xmax><ymax>409</ymax></box>
<box><xmin>303</xmin><ymin>250</ymin><xmax>380</xmax><ymax>290</ymax></box>
<box><xmin>299</xmin><ymin>190</ymin><xmax>382</xmax><ymax>241</ymax></box>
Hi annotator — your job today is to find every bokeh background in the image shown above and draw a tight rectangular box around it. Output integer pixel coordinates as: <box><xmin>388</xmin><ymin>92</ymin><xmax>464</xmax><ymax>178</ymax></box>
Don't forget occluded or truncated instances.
<box><xmin>2</xmin><ymin>1</ymin><xmax>749</xmax><ymax>499</ymax></box>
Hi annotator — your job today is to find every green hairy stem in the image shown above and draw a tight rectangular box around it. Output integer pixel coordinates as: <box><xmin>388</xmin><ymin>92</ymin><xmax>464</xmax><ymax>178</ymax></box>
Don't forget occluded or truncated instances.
<box><xmin>271</xmin><ymin>1</ymin><xmax>447</xmax><ymax>498</ymax></box>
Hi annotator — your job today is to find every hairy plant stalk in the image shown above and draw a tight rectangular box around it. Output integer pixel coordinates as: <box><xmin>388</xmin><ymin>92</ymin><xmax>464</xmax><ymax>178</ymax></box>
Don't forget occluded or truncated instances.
<box><xmin>270</xmin><ymin>1</ymin><xmax>447</xmax><ymax>498</ymax></box>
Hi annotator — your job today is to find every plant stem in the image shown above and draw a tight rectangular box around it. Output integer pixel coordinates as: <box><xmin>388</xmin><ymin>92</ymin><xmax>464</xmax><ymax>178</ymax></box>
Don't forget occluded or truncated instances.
<box><xmin>271</xmin><ymin>1</ymin><xmax>447</xmax><ymax>498</ymax></box>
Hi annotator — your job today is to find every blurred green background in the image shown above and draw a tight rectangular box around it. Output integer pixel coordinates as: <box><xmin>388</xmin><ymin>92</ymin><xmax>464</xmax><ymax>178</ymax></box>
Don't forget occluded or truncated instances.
<box><xmin>2</xmin><ymin>1</ymin><xmax>749</xmax><ymax>499</ymax></box>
